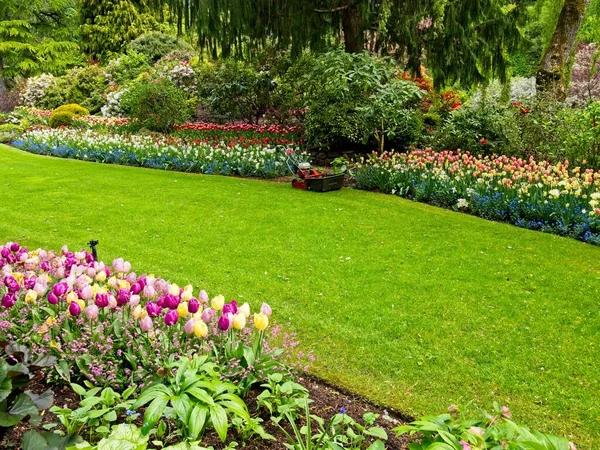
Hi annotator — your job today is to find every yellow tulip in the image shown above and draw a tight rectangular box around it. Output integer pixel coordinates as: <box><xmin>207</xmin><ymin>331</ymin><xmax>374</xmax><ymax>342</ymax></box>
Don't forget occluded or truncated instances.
<box><xmin>232</xmin><ymin>313</ymin><xmax>246</xmax><ymax>330</ymax></box>
<box><xmin>118</xmin><ymin>280</ymin><xmax>131</xmax><ymax>290</ymax></box>
<box><xmin>66</xmin><ymin>291</ymin><xmax>78</xmax><ymax>304</ymax></box>
<box><xmin>25</xmin><ymin>289</ymin><xmax>38</xmax><ymax>304</ymax></box>
<box><xmin>95</xmin><ymin>271</ymin><xmax>107</xmax><ymax>282</ymax></box>
<box><xmin>193</xmin><ymin>320</ymin><xmax>208</xmax><ymax>338</ymax></box>
<box><xmin>181</xmin><ymin>290</ymin><xmax>193</xmax><ymax>302</ymax></box>
<box><xmin>107</xmin><ymin>276</ymin><xmax>118</xmax><ymax>288</ymax></box>
<box><xmin>13</xmin><ymin>273</ymin><xmax>24</xmax><ymax>284</ymax></box>
<box><xmin>177</xmin><ymin>302</ymin><xmax>189</xmax><ymax>318</ymax></box>
<box><xmin>133</xmin><ymin>305</ymin><xmax>146</xmax><ymax>320</ymax></box>
<box><xmin>211</xmin><ymin>294</ymin><xmax>225</xmax><ymax>311</ymax></box>
<box><xmin>75</xmin><ymin>299</ymin><xmax>86</xmax><ymax>311</ymax></box>
<box><xmin>253</xmin><ymin>312</ymin><xmax>269</xmax><ymax>331</ymax></box>
<box><xmin>169</xmin><ymin>283</ymin><xmax>180</xmax><ymax>296</ymax></box>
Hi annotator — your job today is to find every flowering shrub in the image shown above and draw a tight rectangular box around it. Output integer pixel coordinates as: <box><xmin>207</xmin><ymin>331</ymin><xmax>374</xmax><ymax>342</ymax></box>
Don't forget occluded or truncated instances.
<box><xmin>13</xmin><ymin>128</ymin><xmax>308</xmax><ymax>178</ymax></box>
<box><xmin>568</xmin><ymin>43</ymin><xmax>600</xmax><ymax>106</ymax></box>
<box><xmin>101</xmin><ymin>90</ymin><xmax>127</xmax><ymax>118</ymax></box>
<box><xmin>354</xmin><ymin>149</ymin><xmax>600</xmax><ymax>244</ymax></box>
<box><xmin>0</xmin><ymin>242</ymin><xmax>294</xmax><ymax>391</ymax></box>
<box><xmin>20</xmin><ymin>74</ymin><xmax>56</xmax><ymax>107</ymax></box>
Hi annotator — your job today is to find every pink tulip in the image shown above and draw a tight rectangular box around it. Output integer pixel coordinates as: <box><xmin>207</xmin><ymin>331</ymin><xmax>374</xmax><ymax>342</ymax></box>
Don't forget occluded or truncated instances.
<box><xmin>34</xmin><ymin>283</ymin><xmax>47</xmax><ymax>296</ymax></box>
<box><xmin>125</xmin><ymin>272</ymin><xmax>137</xmax><ymax>284</ymax></box>
<box><xmin>11</xmin><ymin>243</ymin><xmax>20</xmax><ymax>252</ymax></box>
<box><xmin>112</xmin><ymin>258</ymin><xmax>125</xmax><ymax>273</ymax></box>
<box><xmin>201</xmin><ymin>308</ymin><xmax>215</xmax><ymax>322</ymax></box>
<box><xmin>140</xmin><ymin>316</ymin><xmax>153</xmax><ymax>331</ymax></box>
<box><xmin>199</xmin><ymin>290</ymin><xmax>209</xmax><ymax>304</ymax></box>
<box><xmin>142</xmin><ymin>285</ymin><xmax>156</xmax><ymax>299</ymax></box>
<box><xmin>130</xmin><ymin>295</ymin><xmax>140</xmax><ymax>307</ymax></box>
<box><xmin>260</xmin><ymin>303</ymin><xmax>272</xmax><ymax>317</ymax></box>
<box><xmin>80</xmin><ymin>285</ymin><xmax>93</xmax><ymax>300</ymax></box>
<box><xmin>184</xmin><ymin>318</ymin><xmax>195</xmax><ymax>334</ymax></box>
<box><xmin>85</xmin><ymin>304</ymin><xmax>99</xmax><ymax>320</ymax></box>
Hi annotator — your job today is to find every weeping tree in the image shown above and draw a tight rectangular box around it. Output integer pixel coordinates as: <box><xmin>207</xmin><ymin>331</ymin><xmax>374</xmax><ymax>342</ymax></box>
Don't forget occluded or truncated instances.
<box><xmin>148</xmin><ymin>0</ymin><xmax>528</xmax><ymax>86</ymax></box>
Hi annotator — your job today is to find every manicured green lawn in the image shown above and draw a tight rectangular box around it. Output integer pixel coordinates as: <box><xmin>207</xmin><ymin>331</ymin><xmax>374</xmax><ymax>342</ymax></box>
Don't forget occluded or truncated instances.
<box><xmin>1</xmin><ymin>144</ymin><xmax>599</xmax><ymax>447</ymax></box>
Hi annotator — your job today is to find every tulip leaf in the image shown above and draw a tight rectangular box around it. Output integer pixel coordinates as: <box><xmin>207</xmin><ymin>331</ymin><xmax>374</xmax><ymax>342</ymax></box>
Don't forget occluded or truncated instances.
<box><xmin>243</xmin><ymin>347</ymin><xmax>255</xmax><ymax>367</ymax></box>
<box><xmin>209</xmin><ymin>404</ymin><xmax>228</xmax><ymax>442</ymax></box>
<box><xmin>188</xmin><ymin>404</ymin><xmax>207</xmax><ymax>439</ymax></box>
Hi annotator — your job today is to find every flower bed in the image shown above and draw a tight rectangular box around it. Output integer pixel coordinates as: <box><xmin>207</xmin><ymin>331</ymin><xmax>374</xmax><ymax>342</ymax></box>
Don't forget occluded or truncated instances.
<box><xmin>354</xmin><ymin>149</ymin><xmax>600</xmax><ymax>244</ymax></box>
<box><xmin>12</xmin><ymin>128</ymin><xmax>307</xmax><ymax>178</ymax></box>
<box><xmin>173</xmin><ymin>122</ymin><xmax>302</xmax><ymax>146</ymax></box>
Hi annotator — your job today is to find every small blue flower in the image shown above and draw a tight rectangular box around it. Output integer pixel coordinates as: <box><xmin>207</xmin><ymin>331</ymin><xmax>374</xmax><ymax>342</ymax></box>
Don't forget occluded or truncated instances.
<box><xmin>340</xmin><ymin>406</ymin><xmax>347</xmax><ymax>415</ymax></box>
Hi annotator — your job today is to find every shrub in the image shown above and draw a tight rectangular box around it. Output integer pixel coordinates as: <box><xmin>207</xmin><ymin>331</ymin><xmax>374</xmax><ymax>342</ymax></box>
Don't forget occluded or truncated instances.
<box><xmin>432</xmin><ymin>103</ymin><xmax>520</xmax><ymax>155</ymax></box>
<box><xmin>20</xmin><ymin>74</ymin><xmax>56</xmax><ymax>107</ymax></box>
<box><xmin>54</xmin><ymin>104</ymin><xmax>90</xmax><ymax>116</ymax></box>
<box><xmin>120</xmin><ymin>77</ymin><xmax>191</xmax><ymax>132</ymax></box>
<box><xmin>65</xmin><ymin>66</ymin><xmax>109</xmax><ymax>114</ymax></box>
<box><xmin>0</xmin><ymin>123</ymin><xmax>23</xmax><ymax>143</ymax></box>
<box><xmin>49</xmin><ymin>111</ymin><xmax>75</xmax><ymax>128</ymax></box>
<box><xmin>101</xmin><ymin>89</ymin><xmax>127</xmax><ymax>117</ymax></box>
<box><xmin>105</xmin><ymin>52</ymin><xmax>150</xmax><ymax>85</ymax></box>
<box><xmin>127</xmin><ymin>32</ymin><xmax>194</xmax><ymax>63</ymax></box>
<box><xmin>568</xmin><ymin>43</ymin><xmax>600</xmax><ymax>106</ymax></box>
<box><xmin>38</xmin><ymin>76</ymin><xmax>70</xmax><ymax>110</ymax></box>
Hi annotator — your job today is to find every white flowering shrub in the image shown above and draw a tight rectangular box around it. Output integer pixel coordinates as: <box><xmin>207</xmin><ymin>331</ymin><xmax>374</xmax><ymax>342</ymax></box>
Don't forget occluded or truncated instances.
<box><xmin>167</xmin><ymin>63</ymin><xmax>197</xmax><ymax>96</ymax></box>
<box><xmin>101</xmin><ymin>90</ymin><xmax>127</xmax><ymax>118</ymax></box>
<box><xmin>20</xmin><ymin>74</ymin><xmax>56</xmax><ymax>107</ymax></box>
<box><xmin>471</xmin><ymin>77</ymin><xmax>536</xmax><ymax>105</ymax></box>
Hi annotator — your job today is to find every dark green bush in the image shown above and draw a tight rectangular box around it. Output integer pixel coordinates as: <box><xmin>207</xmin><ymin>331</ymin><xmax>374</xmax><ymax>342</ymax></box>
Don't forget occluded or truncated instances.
<box><xmin>121</xmin><ymin>77</ymin><xmax>191</xmax><ymax>133</ymax></box>
<box><xmin>38</xmin><ymin>76</ymin><xmax>70</xmax><ymax>110</ymax></box>
<box><xmin>65</xmin><ymin>66</ymin><xmax>109</xmax><ymax>114</ymax></box>
<box><xmin>432</xmin><ymin>103</ymin><xmax>520</xmax><ymax>155</ymax></box>
<box><xmin>127</xmin><ymin>32</ymin><xmax>194</xmax><ymax>63</ymax></box>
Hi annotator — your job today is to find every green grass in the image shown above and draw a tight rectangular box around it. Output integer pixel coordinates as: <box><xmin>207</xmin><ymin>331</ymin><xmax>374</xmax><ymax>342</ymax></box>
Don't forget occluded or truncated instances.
<box><xmin>1</xmin><ymin>144</ymin><xmax>599</xmax><ymax>447</ymax></box>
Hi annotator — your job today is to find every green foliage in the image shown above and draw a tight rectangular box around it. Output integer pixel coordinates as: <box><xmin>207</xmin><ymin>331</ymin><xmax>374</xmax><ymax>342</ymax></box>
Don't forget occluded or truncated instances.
<box><xmin>0</xmin><ymin>343</ymin><xmax>55</xmax><ymax>429</ymax></box>
<box><xmin>78</xmin><ymin>0</ymin><xmax>157</xmax><ymax>60</ymax></box>
<box><xmin>64</xmin><ymin>66</ymin><xmax>109</xmax><ymax>114</ymax></box>
<box><xmin>127</xmin><ymin>32</ymin><xmax>194</xmax><ymax>63</ymax></box>
<box><xmin>432</xmin><ymin>103</ymin><xmax>520</xmax><ymax>155</ymax></box>
<box><xmin>39</xmin><ymin>76</ymin><xmax>71</xmax><ymax>109</ymax></box>
<box><xmin>273</xmin><ymin>398</ymin><xmax>387</xmax><ymax>450</ymax></box>
<box><xmin>21</xmin><ymin>430</ymin><xmax>82</xmax><ymax>450</ymax></box>
<box><xmin>49</xmin><ymin>111</ymin><xmax>75</xmax><ymax>128</ymax></box>
<box><xmin>132</xmin><ymin>355</ymin><xmax>250</xmax><ymax>442</ymax></box>
<box><xmin>0</xmin><ymin>123</ymin><xmax>23</xmax><ymax>143</ymax></box>
<box><xmin>121</xmin><ymin>77</ymin><xmax>191</xmax><ymax>132</ymax></box>
<box><xmin>106</xmin><ymin>52</ymin><xmax>151</xmax><ymax>86</ymax></box>
<box><xmin>256</xmin><ymin>373</ymin><xmax>308</xmax><ymax>419</ymax></box>
<box><xmin>303</xmin><ymin>50</ymin><xmax>422</xmax><ymax>151</ymax></box>
<box><xmin>50</xmin><ymin>383</ymin><xmax>136</xmax><ymax>441</ymax></box>
<box><xmin>54</xmin><ymin>104</ymin><xmax>90</xmax><ymax>116</ymax></box>
<box><xmin>0</xmin><ymin>19</ymin><xmax>78</xmax><ymax>83</ymax></box>
<box><xmin>394</xmin><ymin>403</ymin><xmax>574</xmax><ymax>450</ymax></box>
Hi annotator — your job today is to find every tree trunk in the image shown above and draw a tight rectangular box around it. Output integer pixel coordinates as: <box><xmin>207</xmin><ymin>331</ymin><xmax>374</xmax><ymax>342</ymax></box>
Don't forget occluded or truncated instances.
<box><xmin>536</xmin><ymin>0</ymin><xmax>589</xmax><ymax>100</ymax></box>
<box><xmin>341</xmin><ymin>1</ymin><xmax>364</xmax><ymax>53</ymax></box>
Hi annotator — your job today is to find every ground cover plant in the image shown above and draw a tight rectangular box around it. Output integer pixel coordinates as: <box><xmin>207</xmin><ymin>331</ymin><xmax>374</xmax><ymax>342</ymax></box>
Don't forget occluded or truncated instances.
<box><xmin>0</xmin><ymin>144</ymin><xmax>598</xmax><ymax>447</ymax></box>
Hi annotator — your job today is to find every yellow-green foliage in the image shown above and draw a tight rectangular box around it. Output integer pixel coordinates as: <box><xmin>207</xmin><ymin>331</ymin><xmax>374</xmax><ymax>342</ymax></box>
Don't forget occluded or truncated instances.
<box><xmin>53</xmin><ymin>104</ymin><xmax>90</xmax><ymax>116</ymax></box>
<box><xmin>49</xmin><ymin>111</ymin><xmax>75</xmax><ymax>128</ymax></box>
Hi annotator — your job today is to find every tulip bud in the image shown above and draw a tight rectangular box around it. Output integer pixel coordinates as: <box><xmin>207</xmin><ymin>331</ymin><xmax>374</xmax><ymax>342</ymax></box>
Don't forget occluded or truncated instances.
<box><xmin>232</xmin><ymin>313</ymin><xmax>246</xmax><ymax>330</ymax></box>
<box><xmin>223</xmin><ymin>300</ymin><xmax>238</xmax><ymax>315</ymax></box>
<box><xmin>201</xmin><ymin>307</ymin><xmax>215</xmax><ymax>322</ymax></box>
<box><xmin>140</xmin><ymin>316</ymin><xmax>153</xmax><ymax>331</ymax></box>
<box><xmin>95</xmin><ymin>293</ymin><xmax>109</xmax><ymax>308</ymax></box>
<box><xmin>199</xmin><ymin>290</ymin><xmax>209</xmax><ymax>304</ymax></box>
<box><xmin>184</xmin><ymin>318</ymin><xmax>195</xmax><ymax>334</ymax></box>
<box><xmin>69</xmin><ymin>301</ymin><xmax>82</xmax><ymax>316</ymax></box>
<box><xmin>218</xmin><ymin>313</ymin><xmax>232</xmax><ymax>331</ymax></box>
<box><xmin>253</xmin><ymin>312</ymin><xmax>269</xmax><ymax>331</ymax></box>
<box><xmin>52</xmin><ymin>282</ymin><xmax>68</xmax><ymax>297</ymax></box>
<box><xmin>130</xmin><ymin>294</ymin><xmax>140</xmax><ymax>307</ymax></box>
<box><xmin>130</xmin><ymin>282</ymin><xmax>142</xmax><ymax>295</ymax></box>
<box><xmin>66</xmin><ymin>291</ymin><xmax>78</xmax><ymax>304</ymax></box>
<box><xmin>47</xmin><ymin>292</ymin><xmax>58</xmax><ymax>305</ymax></box>
<box><xmin>188</xmin><ymin>298</ymin><xmax>200</xmax><ymax>314</ymax></box>
<box><xmin>238</xmin><ymin>302</ymin><xmax>250</xmax><ymax>318</ymax></box>
<box><xmin>168</xmin><ymin>283</ymin><xmax>180</xmax><ymax>296</ymax></box>
<box><xmin>260</xmin><ymin>303</ymin><xmax>272</xmax><ymax>317</ymax></box>
<box><xmin>146</xmin><ymin>301</ymin><xmax>161</xmax><ymax>317</ymax></box>
<box><xmin>116</xmin><ymin>288</ymin><xmax>130</xmax><ymax>306</ymax></box>
<box><xmin>80</xmin><ymin>285</ymin><xmax>93</xmax><ymax>300</ymax></box>
<box><xmin>1</xmin><ymin>293</ymin><xmax>16</xmax><ymax>308</ymax></box>
<box><xmin>25</xmin><ymin>289</ymin><xmax>38</xmax><ymax>304</ymax></box>
<box><xmin>85</xmin><ymin>304</ymin><xmax>99</xmax><ymax>320</ymax></box>
<box><xmin>193</xmin><ymin>320</ymin><xmax>208</xmax><ymax>338</ymax></box>
<box><xmin>177</xmin><ymin>302</ymin><xmax>189</xmax><ymax>318</ymax></box>
<box><xmin>132</xmin><ymin>304</ymin><xmax>146</xmax><ymax>320</ymax></box>
<box><xmin>164</xmin><ymin>310</ymin><xmax>179</xmax><ymax>326</ymax></box>
<box><xmin>142</xmin><ymin>284</ymin><xmax>156</xmax><ymax>299</ymax></box>
<box><xmin>211</xmin><ymin>294</ymin><xmax>225</xmax><ymax>311</ymax></box>
<box><xmin>10</xmin><ymin>243</ymin><xmax>20</xmax><ymax>252</ymax></box>
<box><xmin>95</xmin><ymin>271</ymin><xmax>107</xmax><ymax>282</ymax></box>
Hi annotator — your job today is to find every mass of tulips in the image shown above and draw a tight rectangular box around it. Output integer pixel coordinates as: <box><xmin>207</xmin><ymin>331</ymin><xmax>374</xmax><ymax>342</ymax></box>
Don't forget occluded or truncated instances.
<box><xmin>12</xmin><ymin>127</ymin><xmax>308</xmax><ymax>178</ymax></box>
<box><xmin>0</xmin><ymin>242</ymin><xmax>275</xmax><ymax>388</ymax></box>
<box><xmin>355</xmin><ymin>149</ymin><xmax>600</xmax><ymax>244</ymax></box>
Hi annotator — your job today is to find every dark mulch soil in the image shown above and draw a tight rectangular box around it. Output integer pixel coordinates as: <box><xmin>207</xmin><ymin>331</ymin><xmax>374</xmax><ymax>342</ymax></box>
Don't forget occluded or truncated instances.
<box><xmin>0</xmin><ymin>375</ymin><xmax>413</xmax><ymax>449</ymax></box>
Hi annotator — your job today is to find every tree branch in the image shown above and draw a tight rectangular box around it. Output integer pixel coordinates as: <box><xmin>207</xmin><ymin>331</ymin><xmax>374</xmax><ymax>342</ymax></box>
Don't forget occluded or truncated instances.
<box><xmin>314</xmin><ymin>5</ymin><xmax>349</xmax><ymax>13</ymax></box>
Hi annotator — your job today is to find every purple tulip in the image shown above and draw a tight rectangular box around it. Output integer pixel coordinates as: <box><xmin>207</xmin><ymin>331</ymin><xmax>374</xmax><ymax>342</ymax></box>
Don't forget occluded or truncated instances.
<box><xmin>0</xmin><ymin>247</ymin><xmax>10</xmax><ymax>258</ymax></box>
<box><xmin>157</xmin><ymin>295</ymin><xmax>168</xmax><ymax>309</ymax></box>
<box><xmin>4</xmin><ymin>276</ymin><xmax>20</xmax><ymax>293</ymax></box>
<box><xmin>40</xmin><ymin>261</ymin><xmax>50</xmax><ymax>272</ymax></box>
<box><xmin>218</xmin><ymin>313</ymin><xmax>233</xmax><ymax>331</ymax></box>
<box><xmin>52</xmin><ymin>282</ymin><xmax>68</xmax><ymax>297</ymax></box>
<box><xmin>86</xmin><ymin>253</ymin><xmax>95</xmax><ymax>263</ymax></box>
<box><xmin>10</xmin><ymin>243</ymin><xmax>20</xmax><ymax>252</ymax></box>
<box><xmin>167</xmin><ymin>294</ymin><xmax>180</xmax><ymax>310</ymax></box>
<box><xmin>223</xmin><ymin>300</ymin><xmax>238</xmax><ymax>315</ymax></box>
<box><xmin>201</xmin><ymin>308</ymin><xmax>215</xmax><ymax>322</ymax></box>
<box><xmin>164</xmin><ymin>310</ymin><xmax>179</xmax><ymax>326</ymax></box>
<box><xmin>188</xmin><ymin>298</ymin><xmax>199</xmax><ymax>314</ymax></box>
<box><xmin>47</xmin><ymin>292</ymin><xmax>59</xmax><ymax>305</ymax></box>
<box><xmin>130</xmin><ymin>282</ymin><xmax>142</xmax><ymax>295</ymax></box>
<box><xmin>116</xmin><ymin>289</ymin><xmax>130</xmax><ymax>306</ymax></box>
<box><xmin>23</xmin><ymin>276</ymin><xmax>36</xmax><ymax>290</ymax></box>
<box><xmin>146</xmin><ymin>301</ymin><xmax>161</xmax><ymax>317</ymax></box>
<box><xmin>95</xmin><ymin>293</ymin><xmax>109</xmax><ymax>308</ymax></box>
<box><xmin>1</xmin><ymin>293</ymin><xmax>16</xmax><ymax>308</ymax></box>
<box><xmin>69</xmin><ymin>301</ymin><xmax>82</xmax><ymax>316</ymax></box>
<box><xmin>137</xmin><ymin>276</ymin><xmax>147</xmax><ymax>289</ymax></box>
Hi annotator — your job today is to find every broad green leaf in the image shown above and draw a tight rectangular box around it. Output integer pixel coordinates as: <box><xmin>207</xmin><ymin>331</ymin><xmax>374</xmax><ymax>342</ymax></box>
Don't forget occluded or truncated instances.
<box><xmin>188</xmin><ymin>404</ymin><xmax>208</xmax><ymax>439</ymax></box>
<box><xmin>209</xmin><ymin>404</ymin><xmax>228</xmax><ymax>442</ymax></box>
<box><xmin>143</xmin><ymin>395</ymin><xmax>170</xmax><ymax>430</ymax></box>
